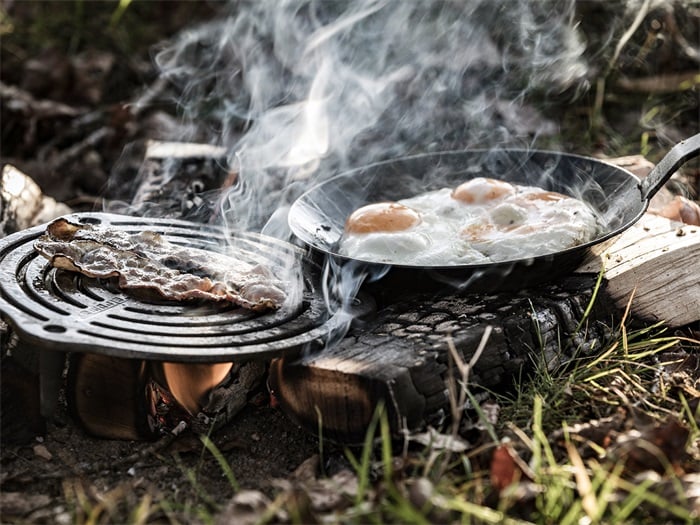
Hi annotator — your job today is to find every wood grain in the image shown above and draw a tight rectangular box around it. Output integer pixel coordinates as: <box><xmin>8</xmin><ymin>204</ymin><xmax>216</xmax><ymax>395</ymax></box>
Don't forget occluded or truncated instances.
<box><xmin>578</xmin><ymin>213</ymin><xmax>700</xmax><ymax>328</ymax></box>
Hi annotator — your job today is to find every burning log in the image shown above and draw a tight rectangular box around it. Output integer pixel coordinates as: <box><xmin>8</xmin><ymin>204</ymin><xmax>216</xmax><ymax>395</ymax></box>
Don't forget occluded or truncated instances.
<box><xmin>67</xmin><ymin>354</ymin><xmax>151</xmax><ymax>441</ymax></box>
<box><xmin>67</xmin><ymin>354</ymin><xmax>265</xmax><ymax>440</ymax></box>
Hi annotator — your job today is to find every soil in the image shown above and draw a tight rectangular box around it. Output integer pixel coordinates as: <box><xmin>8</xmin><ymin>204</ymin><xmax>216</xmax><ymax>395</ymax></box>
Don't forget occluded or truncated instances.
<box><xmin>1</xmin><ymin>391</ymin><xmax>331</xmax><ymax>523</ymax></box>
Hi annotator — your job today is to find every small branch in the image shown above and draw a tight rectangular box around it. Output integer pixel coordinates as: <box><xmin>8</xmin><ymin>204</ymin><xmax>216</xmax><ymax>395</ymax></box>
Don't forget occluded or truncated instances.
<box><xmin>607</xmin><ymin>0</ymin><xmax>653</xmax><ymax>77</ymax></box>
<box><xmin>614</xmin><ymin>72</ymin><xmax>700</xmax><ymax>93</ymax></box>
<box><xmin>0</xmin><ymin>81</ymin><xmax>83</xmax><ymax>119</ymax></box>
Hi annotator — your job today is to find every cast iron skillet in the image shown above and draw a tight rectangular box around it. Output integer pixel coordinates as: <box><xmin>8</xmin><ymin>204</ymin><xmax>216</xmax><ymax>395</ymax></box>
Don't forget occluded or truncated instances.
<box><xmin>289</xmin><ymin>134</ymin><xmax>700</xmax><ymax>293</ymax></box>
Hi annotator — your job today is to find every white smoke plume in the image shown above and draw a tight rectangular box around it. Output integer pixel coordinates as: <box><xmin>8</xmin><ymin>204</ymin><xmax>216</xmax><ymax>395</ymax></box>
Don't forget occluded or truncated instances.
<box><xmin>151</xmin><ymin>0</ymin><xmax>589</xmax><ymax>234</ymax></box>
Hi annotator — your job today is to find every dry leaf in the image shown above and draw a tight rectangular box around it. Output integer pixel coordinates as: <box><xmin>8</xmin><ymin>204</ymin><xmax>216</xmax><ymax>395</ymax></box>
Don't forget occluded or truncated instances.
<box><xmin>409</xmin><ymin>428</ymin><xmax>471</xmax><ymax>452</ymax></box>
<box><xmin>609</xmin><ymin>417</ymin><xmax>690</xmax><ymax>475</ymax></box>
<box><xmin>216</xmin><ymin>490</ymin><xmax>275</xmax><ymax>525</ymax></box>
<box><xmin>490</xmin><ymin>443</ymin><xmax>520</xmax><ymax>492</ymax></box>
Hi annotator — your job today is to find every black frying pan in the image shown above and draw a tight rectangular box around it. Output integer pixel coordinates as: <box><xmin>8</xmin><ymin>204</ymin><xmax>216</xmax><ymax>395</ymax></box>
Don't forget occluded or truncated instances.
<box><xmin>288</xmin><ymin>133</ymin><xmax>700</xmax><ymax>293</ymax></box>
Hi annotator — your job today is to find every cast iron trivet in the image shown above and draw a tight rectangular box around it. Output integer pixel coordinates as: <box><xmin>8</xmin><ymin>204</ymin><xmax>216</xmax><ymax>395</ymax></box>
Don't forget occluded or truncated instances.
<box><xmin>0</xmin><ymin>213</ymin><xmax>333</xmax><ymax>362</ymax></box>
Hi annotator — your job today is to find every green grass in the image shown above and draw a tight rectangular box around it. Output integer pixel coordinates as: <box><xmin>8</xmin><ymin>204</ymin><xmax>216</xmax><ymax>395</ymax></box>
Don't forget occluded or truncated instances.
<box><xmin>324</xmin><ymin>309</ymin><xmax>698</xmax><ymax>524</ymax></box>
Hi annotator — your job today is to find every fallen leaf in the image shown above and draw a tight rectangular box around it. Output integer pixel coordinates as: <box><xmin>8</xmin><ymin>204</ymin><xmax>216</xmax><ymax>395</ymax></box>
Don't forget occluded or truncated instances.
<box><xmin>216</xmin><ymin>490</ymin><xmax>276</xmax><ymax>525</ymax></box>
<box><xmin>490</xmin><ymin>443</ymin><xmax>520</xmax><ymax>492</ymax></box>
<box><xmin>409</xmin><ymin>428</ymin><xmax>470</xmax><ymax>452</ymax></box>
<box><xmin>291</xmin><ymin>454</ymin><xmax>320</xmax><ymax>482</ymax></box>
<box><xmin>0</xmin><ymin>492</ymin><xmax>51</xmax><ymax>518</ymax></box>
<box><xmin>609</xmin><ymin>417</ymin><xmax>690</xmax><ymax>475</ymax></box>
<box><xmin>653</xmin><ymin>196</ymin><xmax>700</xmax><ymax>226</ymax></box>
<box><xmin>33</xmin><ymin>444</ymin><xmax>52</xmax><ymax>461</ymax></box>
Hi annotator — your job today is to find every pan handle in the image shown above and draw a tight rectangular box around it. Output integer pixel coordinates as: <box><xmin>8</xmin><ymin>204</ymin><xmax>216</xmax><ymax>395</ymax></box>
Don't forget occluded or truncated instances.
<box><xmin>640</xmin><ymin>133</ymin><xmax>700</xmax><ymax>202</ymax></box>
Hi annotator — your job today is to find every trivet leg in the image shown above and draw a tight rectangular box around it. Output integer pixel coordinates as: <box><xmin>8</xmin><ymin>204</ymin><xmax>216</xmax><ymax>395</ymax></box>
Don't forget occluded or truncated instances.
<box><xmin>39</xmin><ymin>350</ymin><xmax>65</xmax><ymax>419</ymax></box>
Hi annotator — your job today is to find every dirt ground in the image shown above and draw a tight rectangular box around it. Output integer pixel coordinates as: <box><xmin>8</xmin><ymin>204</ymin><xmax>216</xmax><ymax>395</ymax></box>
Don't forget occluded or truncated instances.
<box><xmin>1</xmin><ymin>381</ymin><xmax>335</xmax><ymax>523</ymax></box>
<box><xmin>0</xmin><ymin>395</ymin><xmax>328</xmax><ymax>523</ymax></box>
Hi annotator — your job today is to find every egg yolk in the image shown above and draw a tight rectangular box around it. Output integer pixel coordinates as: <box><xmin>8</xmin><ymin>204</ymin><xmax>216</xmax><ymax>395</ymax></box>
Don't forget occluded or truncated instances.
<box><xmin>451</xmin><ymin>177</ymin><xmax>515</xmax><ymax>204</ymax></box>
<box><xmin>461</xmin><ymin>222</ymin><xmax>495</xmax><ymax>241</ymax></box>
<box><xmin>344</xmin><ymin>202</ymin><xmax>422</xmax><ymax>234</ymax></box>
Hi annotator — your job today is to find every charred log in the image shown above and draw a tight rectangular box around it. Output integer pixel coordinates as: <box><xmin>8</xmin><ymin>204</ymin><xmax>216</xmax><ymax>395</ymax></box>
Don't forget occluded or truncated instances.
<box><xmin>269</xmin><ymin>274</ymin><xmax>613</xmax><ymax>444</ymax></box>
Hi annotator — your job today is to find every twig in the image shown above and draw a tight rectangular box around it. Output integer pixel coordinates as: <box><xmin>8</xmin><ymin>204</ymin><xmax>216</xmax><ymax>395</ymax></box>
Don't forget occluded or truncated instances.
<box><xmin>127</xmin><ymin>76</ymin><xmax>171</xmax><ymax>117</ymax></box>
<box><xmin>36</xmin><ymin>109</ymin><xmax>109</xmax><ymax>162</ymax></box>
<box><xmin>439</xmin><ymin>326</ymin><xmax>493</xmax><ymax>478</ymax></box>
<box><xmin>607</xmin><ymin>0</ymin><xmax>653</xmax><ymax>78</ymax></box>
<box><xmin>51</xmin><ymin>127</ymin><xmax>115</xmax><ymax>169</ymax></box>
<box><xmin>593</xmin><ymin>0</ymin><xmax>652</xmax><ymax>128</ymax></box>
<box><xmin>662</xmin><ymin>3</ymin><xmax>700</xmax><ymax>64</ymax></box>
<box><xmin>0</xmin><ymin>81</ymin><xmax>83</xmax><ymax>119</ymax></box>
<box><xmin>614</xmin><ymin>72</ymin><xmax>700</xmax><ymax>93</ymax></box>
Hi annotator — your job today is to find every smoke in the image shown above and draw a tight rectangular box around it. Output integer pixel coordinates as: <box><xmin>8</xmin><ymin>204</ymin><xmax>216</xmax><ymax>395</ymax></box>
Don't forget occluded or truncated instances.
<box><xmin>149</xmin><ymin>0</ymin><xmax>589</xmax><ymax>234</ymax></box>
<box><xmin>123</xmin><ymin>0</ymin><xmax>593</xmax><ymax>342</ymax></box>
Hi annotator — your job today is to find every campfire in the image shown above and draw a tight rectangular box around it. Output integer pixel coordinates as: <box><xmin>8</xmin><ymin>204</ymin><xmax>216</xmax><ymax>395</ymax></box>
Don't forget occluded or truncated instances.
<box><xmin>3</xmin><ymin>138</ymin><xmax>699</xmax><ymax>443</ymax></box>
<box><xmin>2</xmin><ymin>0</ymin><xmax>700</xmax><ymax>443</ymax></box>
<box><xmin>1</xmin><ymin>1</ymin><xmax>699</xmax><ymax>522</ymax></box>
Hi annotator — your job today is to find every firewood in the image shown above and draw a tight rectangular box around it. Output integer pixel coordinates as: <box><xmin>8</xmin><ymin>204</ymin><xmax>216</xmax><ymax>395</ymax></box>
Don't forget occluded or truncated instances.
<box><xmin>0</xmin><ymin>81</ymin><xmax>82</xmax><ymax>120</ymax></box>
<box><xmin>0</xmin><ymin>356</ymin><xmax>44</xmax><ymax>443</ymax></box>
<box><xmin>577</xmin><ymin>213</ymin><xmax>700</xmax><ymax>328</ymax></box>
<box><xmin>271</xmin><ymin>213</ymin><xmax>699</xmax><ymax>443</ymax></box>
<box><xmin>615</xmin><ymin>73</ymin><xmax>700</xmax><ymax>94</ymax></box>
<box><xmin>66</xmin><ymin>354</ymin><xmax>152</xmax><ymax>440</ymax></box>
<box><xmin>127</xmin><ymin>140</ymin><xmax>228</xmax><ymax>218</ymax></box>
<box><xmin>269</xmin><ymin>275</ymin><xmax>611</xmax><ymax>443</ymax></box>
<box><xmin>0</xmin><ymin>165</ymin><xmax>72</xmax><ymax>236</ymax></box>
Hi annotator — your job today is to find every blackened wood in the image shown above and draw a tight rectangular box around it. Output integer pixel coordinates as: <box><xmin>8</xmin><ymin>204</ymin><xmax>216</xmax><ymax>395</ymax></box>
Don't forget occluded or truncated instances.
<box><xmin>269</xmin><ymin>274</ymin><xmax>611</xmax><ymax>443</ymax></box>
<box><xmin>126</xmin><ymin>141</ymin><xmax>229</xmax><ymax>219</ymax></box>
<box><xmin>0</xmin><ymin>355</ymin><xmax>45</xmax><ymax>443</ymax></box>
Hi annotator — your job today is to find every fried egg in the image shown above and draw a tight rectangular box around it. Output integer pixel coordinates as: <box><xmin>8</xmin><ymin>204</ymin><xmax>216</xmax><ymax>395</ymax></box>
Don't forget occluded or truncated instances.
<box><xmin>451</xmin><ymin>177</ymin><xmax>515</xmax><ymax>204</ymax></box>
<box><xmin>462</xmin><ymin>190</ymin><xmax>599</xmax><ymax>261</ymax></box>
<box><xmin>343</xmin><ymin>202</ymin><xmax>422</xmax><ymax>234</ymax></box>
<box><xmin>338</xmin><ymin>177</ymin><xmax>600</xmax><ymax>265</ymax></box>
<box><xmin>340</xmin><ymin>195</ymin><xmax>488</xmax><ymax>265</ymax></box>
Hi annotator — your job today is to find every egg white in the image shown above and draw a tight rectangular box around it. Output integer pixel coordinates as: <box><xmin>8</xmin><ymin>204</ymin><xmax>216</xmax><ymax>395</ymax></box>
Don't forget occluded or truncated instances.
<box><xmin>338</xmin><ymin>180</ymin><xmax>600</xmax><ymax>265</ymax></box>
<box><xmin>338</xmin><ymin>189</ymin><xmax>489</xmax><ymax>265</ymax></box>
<box><xmin>466</xmin><ymin>188</ymin><xmax>600</xmax><ymax>260</ymax></box>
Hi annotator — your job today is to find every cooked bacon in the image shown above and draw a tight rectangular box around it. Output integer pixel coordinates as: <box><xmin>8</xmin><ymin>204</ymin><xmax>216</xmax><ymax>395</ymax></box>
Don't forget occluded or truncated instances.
<box><xmin>34</xmin><ymin>218</ymin><xmax>287</xmax><ymax>311</ymax></box>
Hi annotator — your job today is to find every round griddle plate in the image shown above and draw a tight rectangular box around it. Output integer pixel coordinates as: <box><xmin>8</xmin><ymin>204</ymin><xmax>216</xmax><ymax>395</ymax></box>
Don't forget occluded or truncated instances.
<box><xmin>0</xmin><ymin>213</ymin><xmax>335</xmax><ymax>361</ymax></box>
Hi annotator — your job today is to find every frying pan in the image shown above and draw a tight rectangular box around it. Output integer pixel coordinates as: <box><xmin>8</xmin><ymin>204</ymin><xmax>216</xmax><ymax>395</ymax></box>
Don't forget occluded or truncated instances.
<box><xmin>288</xmin><ymin>133</ymin><xmax>700</xmax><ymax>293</ymax></box>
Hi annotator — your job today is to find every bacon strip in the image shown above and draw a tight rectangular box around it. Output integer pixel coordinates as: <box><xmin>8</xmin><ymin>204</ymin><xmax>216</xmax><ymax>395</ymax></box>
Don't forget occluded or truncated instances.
<box><xmin>34</xmin><ymin>218</ymin><xmax>287</xmax><ymax>311</ymax></box>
